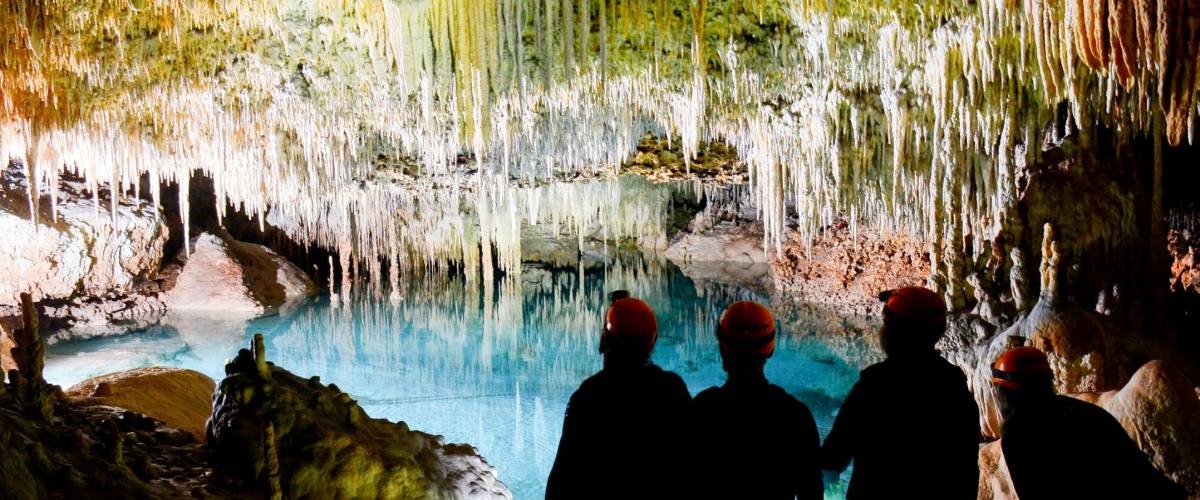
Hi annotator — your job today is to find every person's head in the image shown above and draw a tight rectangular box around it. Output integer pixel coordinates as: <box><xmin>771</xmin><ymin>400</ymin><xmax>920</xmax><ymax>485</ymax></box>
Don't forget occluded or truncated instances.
<box><xmin>991</xmin><ymin>346</ymin><xmax>1055</xmax><ymax>424</ymax></box>
<box><xmin>600</xmin><ymin>297</ymin><xmax>657</xmax><ymax>366</ymax></box>
<box><xmin>716</xmin><ymin>301</ymin><xmax>777</xmax><ymax>373</ymax></box>
<box><xmin>878</xmin><ymin>287</ymin><xmax>947</xmax><ymax>358</ymax></box>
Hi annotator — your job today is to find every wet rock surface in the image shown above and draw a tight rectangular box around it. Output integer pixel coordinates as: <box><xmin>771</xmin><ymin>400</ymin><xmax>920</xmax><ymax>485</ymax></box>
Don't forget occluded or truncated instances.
<box><xmin>66</xmin><ymin>367</ymin><xmax>216</xmax><ymax>441</ymax></box>
<box><xmin>207</xmin><ymin>335</ymin><xmax>511</xmax><ymax>499</ymax></box>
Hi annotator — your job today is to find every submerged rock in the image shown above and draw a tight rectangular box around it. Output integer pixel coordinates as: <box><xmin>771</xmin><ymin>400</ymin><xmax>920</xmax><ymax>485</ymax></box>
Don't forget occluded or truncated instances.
<box><xmin>66</xmin><ymin>367</ymin><xmax>216</xmax><ymax>441</ymax></box>
<box><xmin>164</xmin><ymin>232</ymin><xmax>315</xmax><ymax>315</ymax></box>
<box><xmin>206</xmin><ymin>335</ymin><xmax>511</xmax><ymax>499</ymax></box>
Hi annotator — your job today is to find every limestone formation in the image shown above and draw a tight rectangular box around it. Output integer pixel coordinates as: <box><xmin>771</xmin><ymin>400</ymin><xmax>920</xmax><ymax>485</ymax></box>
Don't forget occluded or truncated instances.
<box><xmin>959</xmin><ymin>225</ymin><xmax>1118</xmax><ymax>437</ymax></box>
<box><xmin>977</xmin><ymin>441</ymin><xmax>1017</xmax><ymax>500</ymax></box>
<box><xmin>980</xmin><ymin>361</ymin><xmax>1200</xmax><ymax>498</ymax></box>
<box><xmin>772</xmin><ymin>219</ymin><xmax>931</xmax><ymax>318</ymax></box>
<box><xmin>66</xmin><ymin>367</ymin><xmax>216</xmax><ymax>441</ymax></box>
<box><xmin>164</xmin><ymin>232</ymin><xmax>316</xmax><ymax>315</ymax></box>
<box><xmin>1073</xmin><ymin>361</ymin><xmax>1200</xmax><ymax>494</ymax></box>
<box><xmin>0</xmin><ymin>165</ymin><xmax>168</xmax><ymax>307</ymax></box>
<box><xmin>206</xmin><ymin>334</ymin><xmax>511</xmax><ymax>499</ymax></box>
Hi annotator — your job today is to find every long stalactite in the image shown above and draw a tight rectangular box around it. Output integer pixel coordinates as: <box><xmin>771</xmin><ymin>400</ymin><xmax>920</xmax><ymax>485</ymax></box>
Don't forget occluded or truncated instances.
<box><xmin>0</xmin><ymin>0</ymin><xmax>1197</xmax><ymax>294</ymax></box>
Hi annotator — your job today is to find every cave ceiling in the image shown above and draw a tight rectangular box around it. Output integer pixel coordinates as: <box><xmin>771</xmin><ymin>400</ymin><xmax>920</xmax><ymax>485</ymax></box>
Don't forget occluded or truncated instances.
<box><xmin>1</xmin><ymin>0</ymin><xmax>1197</xmax><ymax>279</ymax></box>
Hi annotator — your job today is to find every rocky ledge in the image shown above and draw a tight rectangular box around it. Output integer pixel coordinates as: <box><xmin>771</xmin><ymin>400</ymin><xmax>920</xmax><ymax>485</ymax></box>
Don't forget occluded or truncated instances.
<box><xmin>207</xmin><ymin>334</ymin><xmax>511</xmax><ymax>499</ymax></box>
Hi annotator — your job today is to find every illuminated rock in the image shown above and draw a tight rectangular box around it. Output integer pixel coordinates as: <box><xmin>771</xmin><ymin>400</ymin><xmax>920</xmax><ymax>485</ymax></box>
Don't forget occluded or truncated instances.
<box><xmin>0</xmin><ymin>167</ymin><xmax>167</xmax><ymax>306</ymax></box>
<box><xmin>1073</xmin><ymin>360</ymin><xmax>1200</xmax><ymax>494</ymax></box>
<box><xmin>163</xmin><ymin>232</ymin><xmax>315</xmax><ymax>315</ymax></box>
<box><xmin>980</xmin><ymin>361</ymin><xmax>1200</xmax><ymax>498</ymax></box>
<box><xmin>206</xmin><ymin>337</ymin><xmax>511</xmax><ymax>499</ymax></box>
<box><xmin>65</xmin><ymin>367</ymin><xmax>216</xmax><ymax>441</ymax></box>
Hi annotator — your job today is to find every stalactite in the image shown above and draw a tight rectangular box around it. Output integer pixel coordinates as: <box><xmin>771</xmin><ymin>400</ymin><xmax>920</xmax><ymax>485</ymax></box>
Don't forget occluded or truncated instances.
<box><xmin>1</xmin><ymin>0</ymin><xmax>1196</xmax><ymax>294</ymax></box>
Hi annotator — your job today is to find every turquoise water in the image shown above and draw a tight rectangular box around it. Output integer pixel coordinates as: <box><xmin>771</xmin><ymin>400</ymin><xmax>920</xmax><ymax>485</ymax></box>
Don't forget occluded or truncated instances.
<box><xmin>45</xmin><ymin>256</ymin><xmax>873</xmax><ymax>499</ymax></box>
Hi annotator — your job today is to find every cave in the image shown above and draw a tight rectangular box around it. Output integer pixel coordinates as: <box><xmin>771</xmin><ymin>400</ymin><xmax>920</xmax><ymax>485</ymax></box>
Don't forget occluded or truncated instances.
<box><xmin>1</xmin><ymin>0</ymin><xmax>1198</xmax><ymax>498</ymax></box>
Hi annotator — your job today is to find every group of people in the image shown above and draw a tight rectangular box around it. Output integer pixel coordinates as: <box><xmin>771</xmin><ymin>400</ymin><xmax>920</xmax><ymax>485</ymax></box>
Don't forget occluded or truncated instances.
<box><xmin>545</xmin><ymin>287</ymin><xmax>1187</xmax><ymax>499</ymax></box>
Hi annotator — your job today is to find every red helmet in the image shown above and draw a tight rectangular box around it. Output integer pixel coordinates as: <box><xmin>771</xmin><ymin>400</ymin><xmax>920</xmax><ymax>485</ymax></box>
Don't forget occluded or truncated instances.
<box><xmin>880</xmin><ymin>286</ymin><xmax>947</xmax><ymax>331</ymax></box>
<box><xmin>602</xmin><ymin>298</ymin><xmax>658</xmax><ymax>354</ymax></box>
<box><xmin>991</xmin><ymin>346</ymin><xmax>1053</xmax><ymax>390</ymax></box>
<box><xmin>717</xmin><ymin>301</ymin><xmax>777</xmax><ymax>356</ymax></box>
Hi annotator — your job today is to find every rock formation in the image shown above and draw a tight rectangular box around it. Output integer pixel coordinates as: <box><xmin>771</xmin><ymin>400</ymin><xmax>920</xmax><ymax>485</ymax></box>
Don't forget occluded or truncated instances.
<box><xmin>662</xmin><ymin>183</ymin><xmax>772</xmax><ymax>291</ymax></box>
<box><xmin>207</xmin><ymin>334</ymin><xmax>511</xmax><ymax>499</ymax></box>
<box><xmin>164</xmin><ymin>232</ymin><xmax>316</xmax><ymax>315</ymax></box>
<box><xmin>66</xmin><ymin>367</ymin><xmax>216</xmax><ymax>441</ymax></box>
<box><xmin>0</xmin><ymin>165</ymin><xmax>168</xmax><ymax>306</ymax></box>
<box><xmin>1073</xmin><ymin>360</ymin><xmax>1200</xmax><ymax>494</ymax></box>
<box><xmin>1</xmin><ymin>292</ymin><xmax>250</xmax><ymax>498</ymax></box>
<box><xmin>979</xmin><ymin>360</ymin><xmax>1200</xmax><ymax>498</ymax></box>
<box><xmin>771</xmin><ymin>218</ymin><xmax>931</xmax><ymax>317</ymax></box>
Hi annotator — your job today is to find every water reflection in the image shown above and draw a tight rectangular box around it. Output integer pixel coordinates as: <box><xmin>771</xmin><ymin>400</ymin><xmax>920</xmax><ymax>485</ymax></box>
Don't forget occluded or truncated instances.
<box><xmin>46</xmin><ymin>254</ymin><xmax>874</xmax><ymax>499</ymax></box>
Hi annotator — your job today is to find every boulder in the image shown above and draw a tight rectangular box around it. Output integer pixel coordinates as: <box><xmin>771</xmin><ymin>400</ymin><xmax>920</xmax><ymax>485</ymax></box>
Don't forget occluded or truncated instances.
<box><xmin>0</xmin><ymin>166</ymin><xmax>168</xmax><ymax>307</ymax></box>
<box><xmin>664</xmin><ymin>220</ymin><xmax>772</xmax><ymax>289</ymax></box>
<box><xmin>978</xmin><ymin>361</ymin><xmax>1199</xmax><ymax>498</ymax></box>
<box><xmin>164</xmin><ymin>232</ymin><xmax>316</xmax><ymax>314</ymax></box>
<box><xmin>66</xmin><ymin>367</ymin><xmax>216</xmax><ymax>440</ymax></box>
<box><xmin>1073</xmin><ymin>360</ymin><xmax>1200</xmax><ymax>494</ymax></box>
<box><xmin>207</xmin><ymin>337</ymin><xmax>511</xmax><ymax>499</ymax></box>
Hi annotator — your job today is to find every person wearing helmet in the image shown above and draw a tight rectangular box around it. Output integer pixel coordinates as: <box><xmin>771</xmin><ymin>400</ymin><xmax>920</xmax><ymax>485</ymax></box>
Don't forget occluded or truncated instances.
<box><xmin>688</xmin><ymin>301</ymin><xmax>823</xmax><ymax>499</ymax></box>
<box><xmin>992</xmin><ymin>346</ymin><xmax>1186</xmax><ymax>500</ymax></box>
<box><xmin>545</xmin><ymin>294</ymin><xmax>691</xmax><ymax>500</ymax></box>
<box><xmin>820</xmin><ymin>287</ymin><xmax>979</xmax><ymax>499</ymax></box>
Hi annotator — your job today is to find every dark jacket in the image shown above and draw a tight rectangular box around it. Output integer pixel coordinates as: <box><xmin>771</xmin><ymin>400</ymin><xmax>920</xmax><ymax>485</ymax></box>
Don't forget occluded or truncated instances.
<box><xmin>689</xmin><ymin>371</ymin><xmax>823</xmax><ymax>500</ymax></box>
<box><xmin>1001</xmin><ymin>394</ymin><xmax>1187</xmax><ymax>500</ymax></box>
<box><xmin>821</xmin><ymin>353</ymin><xmax>980</xmax><ymax>499</ymax></box>
<box><xmin>545</xmin><ymin>362</ymin><xmax>692</xmax><ymax>500</ymax></box>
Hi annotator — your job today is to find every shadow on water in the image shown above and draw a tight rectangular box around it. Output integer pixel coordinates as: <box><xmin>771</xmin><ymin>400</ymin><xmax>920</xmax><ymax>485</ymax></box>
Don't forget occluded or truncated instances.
<box><xmin>45</xmin><ymin>253</ymin><xmax>879</xmax><ymax>499</ymax></box>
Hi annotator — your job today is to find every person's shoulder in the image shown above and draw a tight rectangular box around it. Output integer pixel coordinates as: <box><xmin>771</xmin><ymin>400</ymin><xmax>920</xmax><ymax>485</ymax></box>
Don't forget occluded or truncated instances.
<box><xmin>572</xmin><ymin>369</ymin><xmax>609</xmax><ymax>396</ymax></box>
<box><xmin>857</xmin><ymin>360</ymin><xmax>891</xmax><ymax>381</ymax></box>
<box><xmin>692</xmin><ymin>386</ymin><xmax>723</xmax><ymax>404</ymax></box>
<box><xmin>645</xmin><ymin>364</ymin><xmax>689</xmax><ymax>389</ymax></box>
<box><xmin>766</xmin><ymin>383</ymin><xmax>813</xmax><ymax>411</ymax></box>
<box><xmin>1055</xmin><ymin>394</ymin><xmax>1117</xmax><ymax>420</ymax></box>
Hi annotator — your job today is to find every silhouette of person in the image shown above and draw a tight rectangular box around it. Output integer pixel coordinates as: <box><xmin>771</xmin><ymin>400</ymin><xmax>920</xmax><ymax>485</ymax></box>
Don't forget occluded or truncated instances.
<box><xmin>545</xmin><ymin>295</ymin><xmax>691</xmax><ymax>500</ymax></box>
<box><xmin>821</xmin><ymin>287</ymin><xmax>979</xmax><ymax>499</ymax></box>
<box><xmin>992</xmin><ymin>346</ymin><xmax>1187</xmax><ymax>500</ymax></box>
<box><xmin>689</xmin><ymin>301</ymin><xmax>822</xmax><ymax>499</ymax></box>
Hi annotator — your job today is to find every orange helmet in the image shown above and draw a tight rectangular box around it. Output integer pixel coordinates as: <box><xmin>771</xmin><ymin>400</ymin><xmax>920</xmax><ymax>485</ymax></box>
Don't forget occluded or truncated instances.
<box><xmin>602</xmin><ymin>298</ymin><xmax>658</xmax><ymax>354</ymax></box>
<box><xmin>991</xmin><ymin>346</ymin><xmax>1053</xmax><ymax>390</ymax></box>
<box><xmin>879</xmin><ymin>287</ymin><xmax>947</xmax><ymax>332</ymax></box>
<box><xmin>717</xmin><ymin>301</ymin><xmax>777</xmax><ymax>356</ymax></box>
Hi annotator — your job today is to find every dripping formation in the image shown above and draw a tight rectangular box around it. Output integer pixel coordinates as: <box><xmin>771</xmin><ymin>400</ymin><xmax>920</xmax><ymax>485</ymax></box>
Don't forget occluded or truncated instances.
<box><xmin>0</xmin><ymin>0</ymin><xmax>1197</xmax><ymax>292</ymax></box>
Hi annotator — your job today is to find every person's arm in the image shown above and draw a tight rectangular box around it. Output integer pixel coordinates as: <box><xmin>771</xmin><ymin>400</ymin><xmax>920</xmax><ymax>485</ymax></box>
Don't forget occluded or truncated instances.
<box><xmin>545</xmin><ymin>393</ymin><xmax>585</xmax><ymax>500</ymax></box>
<box><xmin>794</xmin><ymin>402</ymin><xmax>824</xmax><ymax>500</ymax></box>
<box><xmin>821</xmin><ymin>378</ymin><xmax>866</xmax><ymax>472</ymax></box>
